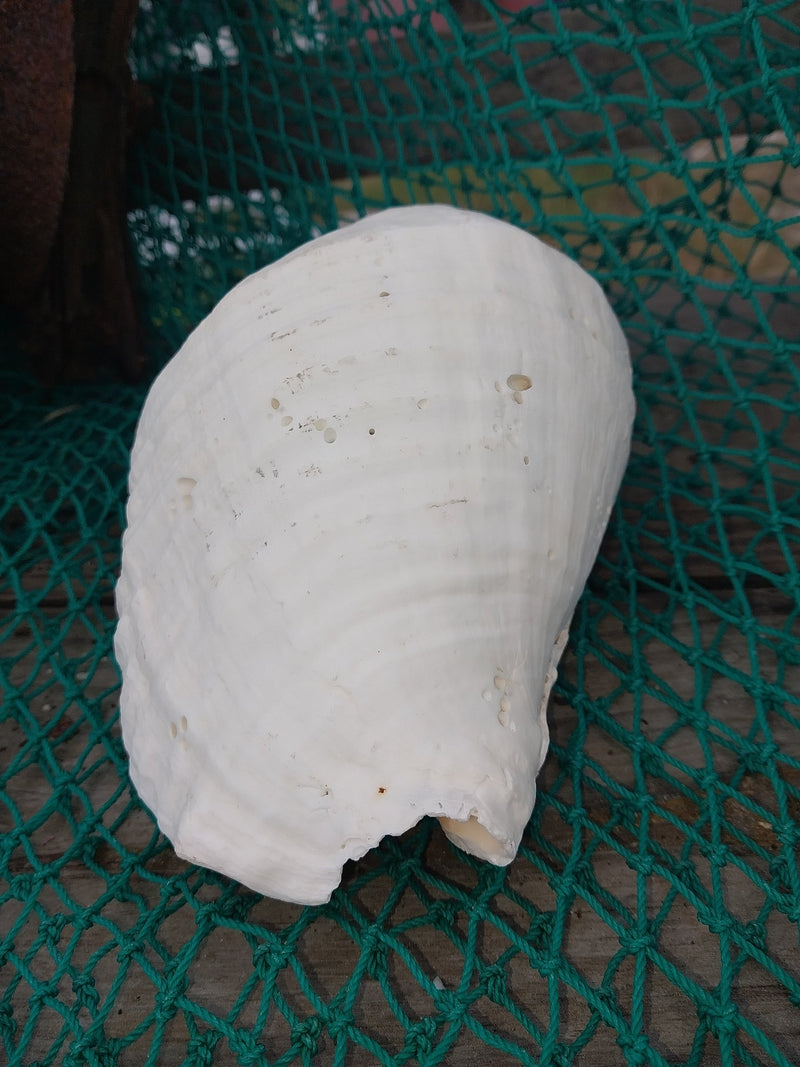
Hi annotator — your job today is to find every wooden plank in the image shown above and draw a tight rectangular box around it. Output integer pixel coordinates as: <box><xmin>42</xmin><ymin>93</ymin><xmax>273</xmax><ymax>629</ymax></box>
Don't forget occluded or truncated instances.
<box><xmin>597</xmin><ymin>280</ymin><xmax>800</xmax><ymax>593</ymax></box>
<box><xmin>129</xmin><ymin>1</ymin><xmax>800</xmax><ymax>202</ymax></box>
<box><xmin>2</xmin><ymin>593</ymin><xmax>798</xmax><ymax>1065</ymax></box>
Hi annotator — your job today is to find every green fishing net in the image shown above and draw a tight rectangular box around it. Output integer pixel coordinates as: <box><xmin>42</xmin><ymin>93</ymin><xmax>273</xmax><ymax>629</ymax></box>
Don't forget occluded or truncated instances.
<box><xmin>2</xmin><ymin>1</ymin><xmax>800</xmax><ymax>1063</ymax></box>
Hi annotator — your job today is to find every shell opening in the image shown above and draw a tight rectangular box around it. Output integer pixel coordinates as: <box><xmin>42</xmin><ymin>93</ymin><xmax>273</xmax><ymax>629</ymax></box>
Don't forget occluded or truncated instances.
<box><xmin>437</xmin><ymin>813</ymin><xmax>513</xmax><ymax>865</ymax></box>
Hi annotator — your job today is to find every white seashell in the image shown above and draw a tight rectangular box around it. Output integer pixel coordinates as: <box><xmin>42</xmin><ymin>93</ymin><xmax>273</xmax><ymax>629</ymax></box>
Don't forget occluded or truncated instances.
<box><xmin>114</xmin><ymin>205</ymin><xmax>634</xmax><ymax>905</ymax></box>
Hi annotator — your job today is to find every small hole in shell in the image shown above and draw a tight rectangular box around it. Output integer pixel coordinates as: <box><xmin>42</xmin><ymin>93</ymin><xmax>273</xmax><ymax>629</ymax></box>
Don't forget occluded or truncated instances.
<box><xmin>314</xmin><ymin>418</ymin><xmax>327</xmax><ymax>431</ymax></box>
<box><xmin>270</xmin><ymin>397</ymin><xmax>280</xmax><ymax>410</ymax></box>
<box><xmin>323</xmin><ymin>427</ymin><xmax>337</xmax><ymax>443</ymax></box>
<box><xmin>523</xmin><ymin>455</ymin><xmax>530</xmax><ymax>465</ymax></box>
<box><xmin>368</xmin><ymin>427</ymin><xmax>375</xmax><ymax>435</ymax></box>
<box><xmin>377</xmin><ymin>786</ymin><xmax>386</xmax><ymax>794</ymax></box>
<box><xmin>169</xmin><ymin>723</ymin><xmax>178</xmax><ymax>739</ymax></box>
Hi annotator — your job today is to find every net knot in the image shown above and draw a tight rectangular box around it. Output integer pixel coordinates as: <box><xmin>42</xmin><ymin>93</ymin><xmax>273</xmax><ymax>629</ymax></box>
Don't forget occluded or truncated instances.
<box><xmin>72</xmin><ymin>972</ymin><xmax>100</xmax><ymax>1013</ymax></box>
<box><xmin>10</xmin><ymin>873</ymin><xmax>35</xmax><ymax>900</ymax></box>
<box><xmin>548</xmin><ymin>1042</ymin><xmax>573</xmax><ymax>1067</ymax></box>
<box><xmin>252</xmin><ymin>939</ymin><xmax>291</xmax><ymax>980</ymax></box>
<box><xmin>292</xmin><ymin>1016</ymin><xmax>323</xmax><ymax>1055</ymax></box>
<box><xmin>527</xmin><ymin>910</ymin><xmax>555</xmax><ymax>950</ymax></box>
<box><xmin>639</xmin><ymin>748</ymin><xmax>665</xmax><ymax>779</ymax></box>
<box><xmin>743</xmin><ymin>921</ymin><xmax>767</xmax><ymax>951</ymax></box>
<box><xmin>701</xmin><ymin>912</ymin><xmax>732</xmax><ymax>936</ymax></box>
<box><xmin>616</xmin><ymin>27</ymin><xmax>637</xmax><ymax>55</ymax></box>
<box><xmin>740</xmin><ymin>740</ymin><xmax>778</xmax><ymax>773</ymax></box>
<box><xmin>0</xmin><ymin>1003</ymin><xmax>17</xmax><ymax>1044</ymax></box>
<box><xmin>229</xmin><ymin>1030</ymin><xmax>268</xmax><ymax>1065</ymax></box>
<box><xmin>64</xmin><ymin>1036</ymin><xmax>121</xmax><ymax>1067</ymax></box>
<box><xmin>773</xmin><ymin>819</ymin><xmax>799</xmax><ymax>851</ymax></box>
<box><xmin>620</xmin><ymin>928</ymin><xmax>654</xmax><ymax>954</ymax></box>
<box><xmin>40</xmin><ymin>912</ymin><xmax>69</xmax><ymax>948</ymax></box>
<box><xmin>550</xmin><ymin>30</ymin><xmax>573</xmax><ymax>59</ymax></box>
<box><xmin>699</xmin><ymin>1000</ymin><xmax>739</xmax><ymax>1038</ymax></box>
<box><xmin>427</xmin><ymin>899</ymin><xmax>460</xmax><ymax>929</ymax></box>
<box><xmin>403</xmin><ymin>1017</ymin><xmax>438</xmax><ymax>1059</ymax></box>
<box><xmin>565</xmin><ymin>804</ymin><xmax>587</xmax><ymax>827</ymax></box>
<box><xmin>207</xmin><ymin>891</ymin><xmax>255</xmax><ymax>923</ymax></box>
<box><xmin>115</xmin><ymin>938</ymin><xmax>141</xmax><ymax>965</ymax></box>
<box><xmin>627</xmin><ymin>852</ymin><xmax>655</xmax><ymax>877</ymax></box>
<box><xmin>328</xmin><ymin>1014</ymin><xmax>355</xmax><ymax>1043</ymax></box>
<box><xmin>157</xmin><ymin>961</ymin><xmax>189</xmax><ymax>1016</ymax></box>
<box><xmin>483</xmin><ymin>963</ymin><xmax>508</xmax><ymax>1004</ymax></box>
<box><xmin>183</xmin><ymin>1031</ymin><xmax>220</xmax><ymax>1067</ymax></box>
<box><xmin>616</xmin><ymin>1031</ymin><xmax>651</xmax><ymax>1064</ymax></box>
<box><xmin>30</xmin><ymin>979</ymin><xmax>59</xmax><ymax>1008</ymax></box>
<box><xmin>769</xmin><ymin>852</ymin><xmax>798</xmax><ymax>888</ymax></box>
<box><xmin>362</xmin><ymin>934</ymin><xmax>388</xmax><ymax>980</ymax></box>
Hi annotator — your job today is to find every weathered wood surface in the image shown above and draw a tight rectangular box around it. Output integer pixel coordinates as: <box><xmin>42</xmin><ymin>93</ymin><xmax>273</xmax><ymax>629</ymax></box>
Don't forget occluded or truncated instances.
<box><xmin>131</xmin><ymin>0</ymin><xmax>800</xmax><ymax>203</ymax></box>
<box><xmin>2</xmin><ymin>283</ymin><xmax>798</xmax><ymax>1059</ymax></box>
<box><xmin>2</xmin><ymin>591</ymin><xmax>798</xmax><ymax>1065</ymax></box>
<box><xmin>3</xmin><ymin>20</ymin><xmax>799</xmax><ymax>1037</ymax></box>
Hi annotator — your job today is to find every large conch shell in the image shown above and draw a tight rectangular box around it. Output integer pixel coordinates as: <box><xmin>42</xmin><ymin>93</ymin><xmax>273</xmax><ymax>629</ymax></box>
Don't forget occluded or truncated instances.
<box><xmin>115</xmin><ymin>205</ymin><xmax>634</xmax><ymax>905</ymax></box>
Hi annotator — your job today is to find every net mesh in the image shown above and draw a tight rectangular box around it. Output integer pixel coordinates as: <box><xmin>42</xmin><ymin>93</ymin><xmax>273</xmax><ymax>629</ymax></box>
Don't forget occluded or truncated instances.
<box><xmin>2</xmin><ymin>1</ymin><xmax>800</xmax><ymax>1064</ymax></box>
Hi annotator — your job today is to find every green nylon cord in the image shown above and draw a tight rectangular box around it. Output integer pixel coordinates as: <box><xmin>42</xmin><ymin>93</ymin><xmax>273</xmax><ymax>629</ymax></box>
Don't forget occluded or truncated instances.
<box><xmin>2</xmin><ymin>1</ymin><xmax>800</xmax><ymax>1064</ymax></box>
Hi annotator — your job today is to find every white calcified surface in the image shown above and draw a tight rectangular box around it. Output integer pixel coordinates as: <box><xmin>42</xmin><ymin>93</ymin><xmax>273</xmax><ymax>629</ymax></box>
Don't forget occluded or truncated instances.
<box><xmin>115</xmin><ymin>205</ymin><xmax>634</xmax><ymax>905</ymax></box>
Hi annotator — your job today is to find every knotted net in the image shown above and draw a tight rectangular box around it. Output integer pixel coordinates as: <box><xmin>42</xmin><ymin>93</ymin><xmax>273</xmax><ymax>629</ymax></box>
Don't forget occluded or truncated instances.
<box><xmin>2</xmin><ymin>1</ymin><xmax>799</xmax><ymax>1064</ymax></box>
